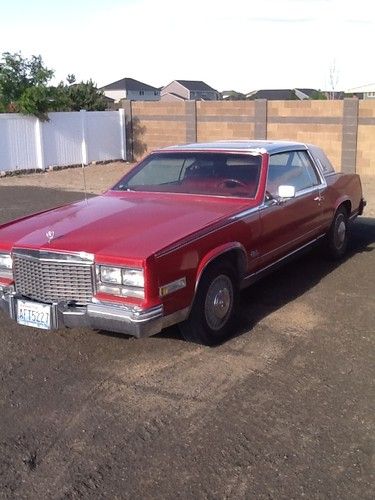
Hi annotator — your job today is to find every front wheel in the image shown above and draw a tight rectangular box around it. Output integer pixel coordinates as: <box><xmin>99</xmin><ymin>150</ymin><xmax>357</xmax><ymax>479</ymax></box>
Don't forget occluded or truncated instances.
<box><xmin>179</xmin><ymin>262</ymin><xmax>239</xmax><ymax>346</ymax></box>
<box><xmin>325</xmin><ymin>206</ymin><xmax>349</xmax><ymax>260</ymax></box>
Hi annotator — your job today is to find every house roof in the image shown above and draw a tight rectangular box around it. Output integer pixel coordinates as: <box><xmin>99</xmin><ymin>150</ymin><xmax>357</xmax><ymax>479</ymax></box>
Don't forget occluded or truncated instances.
<box><xmin>161</xmin><ymin>92</ymin><xmax>187</xmax><ymax>100</ymax></box>
<box><xmin>101</xmin><ymin>77</ymin><xmax>159</xmax><ymax>92</ymax></box>
<box><xmin>296</xmin><ymin>88</ymin><xmax>319</xmax><ymax>98</ymax></box>
<box><xmin>102</xmin><ymin>95</ymin><xmax>115</xmax><ymax>102</ymax></box>
<box><xmin>175</xmin><ymin>80</ymin><xmax>217</xmax><ymax>92</ymax></box>
<box><xmin>246</xmin><ymin>89</ymin><xmax>299</xmax><ymax>100</ymax></box>
<box><xmin>346</xmin><ymin>83</ymin><xmax>375</xmax><ymax>93</ymax></box>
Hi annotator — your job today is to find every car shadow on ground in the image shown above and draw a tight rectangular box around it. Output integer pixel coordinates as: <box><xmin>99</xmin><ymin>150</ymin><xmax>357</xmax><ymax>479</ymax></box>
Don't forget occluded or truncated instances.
<box><xmin>160</xmin><ymin>217</ymin><xmax>375</xmax><ymax>343</ymax></box>
<box><xmin>98</xmin><ymin>217</ymin><xmax>375</xmax><ymax>344</ymax></box>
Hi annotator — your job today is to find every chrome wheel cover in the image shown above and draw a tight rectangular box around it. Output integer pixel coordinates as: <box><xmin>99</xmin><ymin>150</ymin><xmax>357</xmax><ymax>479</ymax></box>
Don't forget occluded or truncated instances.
<box><xmin>204</xmin><ymin>274</ymin><xmax>233</xmax><ymax>331</ymax></box>
<box><xmin>334</xmin><ymin>215</ymin><xmax>347</xmax><ymax>249</ymax></box>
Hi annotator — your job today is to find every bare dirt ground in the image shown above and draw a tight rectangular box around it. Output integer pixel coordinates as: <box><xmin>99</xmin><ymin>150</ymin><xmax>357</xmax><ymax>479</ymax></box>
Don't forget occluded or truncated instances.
<box><xmin>0</xmin><ymin>162</ymin><xmax>133</xmax><ymax>195</ymax></box>
<box><xmin>0</xmin><ymin>167</ymin><xmax>374</xmax><ymax>499</ymax></box>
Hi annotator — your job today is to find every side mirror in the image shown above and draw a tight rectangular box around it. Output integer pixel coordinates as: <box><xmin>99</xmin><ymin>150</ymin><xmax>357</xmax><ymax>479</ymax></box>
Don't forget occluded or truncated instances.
<box><xmin>278</xmin><ymin>185</ymin><xmax>296</xmax><ymax>199</ymax></box>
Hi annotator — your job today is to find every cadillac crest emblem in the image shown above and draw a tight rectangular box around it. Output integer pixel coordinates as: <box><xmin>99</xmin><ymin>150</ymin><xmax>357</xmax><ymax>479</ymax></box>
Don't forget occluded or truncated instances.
<box><xmin>46</xmin><ymin>229</ymin><xmax>55</xmax><ymax>243</ymax></box>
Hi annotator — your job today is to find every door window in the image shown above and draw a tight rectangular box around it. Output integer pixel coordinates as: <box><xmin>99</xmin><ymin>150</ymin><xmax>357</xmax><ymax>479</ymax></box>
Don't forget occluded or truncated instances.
<box><xmin>267</xmin><ymin>150</ymin><xmax>321</xmax><ymax>196</ymax></box>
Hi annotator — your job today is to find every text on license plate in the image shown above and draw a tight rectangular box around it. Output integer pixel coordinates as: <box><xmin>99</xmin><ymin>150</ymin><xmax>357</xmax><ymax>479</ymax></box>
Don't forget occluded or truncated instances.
<box><xmin>17</xmin><ymin>300</ymin><xmax>52</xmax><ymax>330</ymax></box>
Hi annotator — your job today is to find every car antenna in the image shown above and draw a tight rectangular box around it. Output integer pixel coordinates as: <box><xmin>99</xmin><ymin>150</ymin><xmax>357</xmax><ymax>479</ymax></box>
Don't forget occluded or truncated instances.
<box><xmin>82</xmin><ymin>160</ymin><xmax>88</xmax><ymax>205</ymax></box>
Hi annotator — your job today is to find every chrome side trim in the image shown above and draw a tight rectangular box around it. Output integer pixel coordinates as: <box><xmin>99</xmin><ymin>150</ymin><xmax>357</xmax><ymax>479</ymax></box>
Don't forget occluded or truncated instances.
<box><xmin>241</xmin><ymin>234</ymin><xmax>326</xmax><ymax>288</ymax></box>
<box><xmin>229</xmin><ymin>206</ymin><xmax>260</xmax><ymax>220</ymax></box>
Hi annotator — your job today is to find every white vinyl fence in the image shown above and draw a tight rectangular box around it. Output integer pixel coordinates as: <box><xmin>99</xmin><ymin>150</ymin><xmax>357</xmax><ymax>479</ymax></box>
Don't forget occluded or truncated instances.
<box><xmin>0</xmin><ymin>110</ymin><xmax>126</xmax><ymax>172</ymax></box>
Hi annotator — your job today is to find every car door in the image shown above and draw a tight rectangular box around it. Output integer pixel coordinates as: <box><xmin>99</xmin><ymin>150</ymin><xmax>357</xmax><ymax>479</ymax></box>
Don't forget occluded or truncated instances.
<box><xmin>256</xmin><ymin>149</ymin><xmax>327</xmax><ymax>267</ymax></box>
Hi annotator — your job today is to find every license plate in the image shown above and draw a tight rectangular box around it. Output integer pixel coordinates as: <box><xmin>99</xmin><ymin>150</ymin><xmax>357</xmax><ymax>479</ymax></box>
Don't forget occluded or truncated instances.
<box><xmin>17</xmin><ymin>300</ymin><xmax>52</xmax><ymax>330</ymax></box>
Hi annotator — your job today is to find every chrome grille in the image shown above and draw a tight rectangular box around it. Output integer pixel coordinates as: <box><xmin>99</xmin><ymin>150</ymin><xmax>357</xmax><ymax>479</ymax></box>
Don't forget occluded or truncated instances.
<box><xmin>13</xmin><ymin>249</ymin><xmax>94</xmax><ymax>304</ymax></box>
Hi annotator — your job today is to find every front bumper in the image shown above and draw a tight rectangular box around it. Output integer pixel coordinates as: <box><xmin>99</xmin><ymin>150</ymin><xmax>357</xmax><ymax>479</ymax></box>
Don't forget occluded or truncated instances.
<box><xmin>0</xmin><ymin>286</ymin><xmax>185</xmax><ymax>338</ymax></box>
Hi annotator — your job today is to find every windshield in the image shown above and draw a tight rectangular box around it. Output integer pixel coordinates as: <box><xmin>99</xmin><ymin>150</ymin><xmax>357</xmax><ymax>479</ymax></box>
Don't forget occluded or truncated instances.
<box><xmin>113</xmin><ymin>152</ymin><xmax>262</xmax><ymax>198</ymax></box>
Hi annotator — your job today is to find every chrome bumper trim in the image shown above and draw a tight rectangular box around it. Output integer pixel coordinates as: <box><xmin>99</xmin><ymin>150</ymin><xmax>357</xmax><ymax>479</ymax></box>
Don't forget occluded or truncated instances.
<box><xmin>0</xmin><ymin>289</ymin><xmax>188</xmax><ymax>338</ymax></box>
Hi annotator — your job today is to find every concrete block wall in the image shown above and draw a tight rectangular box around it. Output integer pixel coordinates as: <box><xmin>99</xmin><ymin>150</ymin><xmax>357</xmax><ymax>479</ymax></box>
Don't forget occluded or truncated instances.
<box><xmin>267</xmin><ymin>101</ymin><xmax>343</xmax><ymax>169</ymax></box>
<box><xmin>196</xmin><ymin>101</ymin><xmax>255</xmax><ymax>142</ymax></box>
<box><xmin>357</xmin><ymin>101</ymin><xmax>375</xmax><ymax>176</ymax></box>
<box><xmin>123</xmin><ymin>99</ymin><xmax>374</xmax><ymax>176</ymax></box>
<box><xmin>131</xmin><ymin>101</ymin><xmax>188</xmax><ymax>156</ymax></box>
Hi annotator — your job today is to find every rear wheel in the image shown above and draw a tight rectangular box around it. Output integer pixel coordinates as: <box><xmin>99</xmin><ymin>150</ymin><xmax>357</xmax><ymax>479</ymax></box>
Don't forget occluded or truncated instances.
<box><xmin>326</xmin><ymin>206</ymin><xmax>349</xmax><ymax>259</ymax></box>
<box><xmin>179</xmin><ymin>262</ymin><xmax>239</xmax><ymax>346</ymax></box>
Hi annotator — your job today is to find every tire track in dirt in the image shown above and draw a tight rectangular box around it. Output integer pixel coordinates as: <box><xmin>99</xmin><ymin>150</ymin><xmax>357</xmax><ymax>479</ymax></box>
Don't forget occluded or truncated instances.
<box><xmin>16</xmin><ymin>305</ymin><xmax>317</xmax><ymax>499</ymax></box>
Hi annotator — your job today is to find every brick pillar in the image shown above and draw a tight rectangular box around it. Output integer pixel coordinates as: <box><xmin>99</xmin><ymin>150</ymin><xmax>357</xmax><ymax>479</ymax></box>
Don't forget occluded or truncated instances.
<box><xmin>341</xmin><ymin>98</ymin><xmax>359</xmax><ymax>173</ymax></box>
<box><xmin>121</xmin><ymin>100</ymin><xmax>133</xmax><ymax>161</ymax></box>
<box><xmin>254</xmin><ymin>99</ymin><xmax>267</xmax><ymax>139</ymax></box>
<box><xmin>185</xmin><ymin>101</ymin><xmax>197</xmax><ymax>143</ymax></box>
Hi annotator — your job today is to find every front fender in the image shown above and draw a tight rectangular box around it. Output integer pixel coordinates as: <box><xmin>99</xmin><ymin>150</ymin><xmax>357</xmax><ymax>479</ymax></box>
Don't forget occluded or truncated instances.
<box><xmin>195</xmin><ymin>242</ymin><xmax>247</xmax><ymax>291</ymax></box>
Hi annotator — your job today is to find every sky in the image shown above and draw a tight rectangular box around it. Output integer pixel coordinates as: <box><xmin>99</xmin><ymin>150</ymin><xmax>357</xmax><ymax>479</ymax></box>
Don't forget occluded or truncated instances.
<box><xmin>0</xmin><ymin>0</ymin><xmax>374</xmax><ymax>93</ymax></box>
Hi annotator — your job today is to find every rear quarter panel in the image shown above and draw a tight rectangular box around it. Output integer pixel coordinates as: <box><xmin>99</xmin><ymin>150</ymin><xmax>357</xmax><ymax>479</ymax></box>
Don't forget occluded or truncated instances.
<box><xmin>323</xmin><ymin>173</ymin><xmax>363</xmax><ymax>226</ymax></box>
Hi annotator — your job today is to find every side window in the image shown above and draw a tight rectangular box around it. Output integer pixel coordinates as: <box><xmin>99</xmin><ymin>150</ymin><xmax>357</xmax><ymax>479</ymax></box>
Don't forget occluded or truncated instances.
<box><xmin>267</xmin><ymin>150</ymin><xmax>321</xmax><ymax>196</ymax></box>
<box><xmin>309</xmin><ymin>146</ymin><xmax>335</xmax><ymax>175</ymax></box>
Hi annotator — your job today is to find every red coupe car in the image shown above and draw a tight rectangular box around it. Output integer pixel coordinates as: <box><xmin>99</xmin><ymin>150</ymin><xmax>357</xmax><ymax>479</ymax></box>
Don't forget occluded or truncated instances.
<box><xmin>0</xmin><ymin>141</ymin><xmax>366</xmax><ymax>345</ymax></box>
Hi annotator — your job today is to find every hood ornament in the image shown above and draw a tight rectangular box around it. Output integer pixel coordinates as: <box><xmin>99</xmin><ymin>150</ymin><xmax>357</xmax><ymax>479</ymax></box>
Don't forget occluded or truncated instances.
<box><xmin>46</xmin><ymin>229</ymin><xmax>55</xmax><ymax>243</ymax></box>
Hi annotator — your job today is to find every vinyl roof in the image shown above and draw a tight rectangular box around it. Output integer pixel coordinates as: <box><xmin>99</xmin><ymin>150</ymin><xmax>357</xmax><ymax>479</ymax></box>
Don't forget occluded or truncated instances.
<box><xmin>160</xmin><ymin>140</ymin><xmax>308</xmax><ymax>154</ymax></box>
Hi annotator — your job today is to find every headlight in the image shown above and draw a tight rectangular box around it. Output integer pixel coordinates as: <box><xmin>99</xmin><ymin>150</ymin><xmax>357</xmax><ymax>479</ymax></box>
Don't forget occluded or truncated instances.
<box><xmin>0</xmin><ymin>253</ymin><xmax>13</xmax><ymax>279</ymax></box>
<box><xmin>100</xmin><ymin>266</ymin><xmax>122</xmax><ymax>284</ymax></box>
<box><xmin>0</xmin><ymin>253</ymin><xmax>12</xmax><ymax>270</ymax></box>
<box><xmin>98</xmin><ymin>265</ymin><xmax>144</xmax><ymax>299</ymax></box>
<box><xmin>122</xmin><ymin>268</ymin><xmax>144</xmax><ymax>287</ymax></box>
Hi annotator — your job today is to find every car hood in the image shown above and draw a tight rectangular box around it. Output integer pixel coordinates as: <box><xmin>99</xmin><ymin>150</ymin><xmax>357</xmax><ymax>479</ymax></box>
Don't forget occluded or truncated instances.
<box><xmin>0</xmin><ymin>191</ymin><xmax>256</xmax><ymax>261</ymax></box>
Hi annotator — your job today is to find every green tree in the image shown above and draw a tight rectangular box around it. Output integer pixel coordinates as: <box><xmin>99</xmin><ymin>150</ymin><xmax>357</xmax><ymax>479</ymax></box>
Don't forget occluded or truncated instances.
<box><xmin>64</xmin><ymin>79</ymin><xmax>106</xmax><ymax>111</ymax></box>
<box><xmin>0</xmin><ymin>52</ymin><xmax>54</xmax><ymax>113</ymax></box>
<box><xmin>0</xmin><ymin>52</ymin><xmax>107</xmax><ymax>119</ymax></box>
<box><xmin>311</xmin><ymin>90</ymin><xmax>327</xmax><ymax>100</ymax></box>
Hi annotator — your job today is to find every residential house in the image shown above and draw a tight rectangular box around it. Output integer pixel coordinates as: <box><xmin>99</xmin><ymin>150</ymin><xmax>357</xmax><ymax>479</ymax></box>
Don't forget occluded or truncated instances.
<box><xmin>246</xmin><ymin>89</ymin><xmax>306</xmax><ymax>100</ymax></box>
<box><xmin>221</xmin><ymin>90</ymin><xmax>246</xmax><ymax>100</ymax></box>
<box><xmin>246</xmin><ymin>88</ymin><xmax>330</xmax><ymax>100</ymax></box>
<box><xmin>346</xmin><ymin>83</ymin><xmax>375</xmax><ymax>99</ymax></box>
<box><xmin>102</xmin><ymin>95</ymin><xmax>116</xmax><ymax>110</ymax></box>
<box><xmin>101</xmin><ymin>77</ymin><xmax>160</xmax><ymax>102</ymax></box>
<box><xmin>160</xmin><ymin>92</ymin><xmax>187</xmax><ymax>102</ymax></box>
<box><xmin>161</xmin><ymin>80</ymin><xmax>219</xmax><ymax>101</ymax></box>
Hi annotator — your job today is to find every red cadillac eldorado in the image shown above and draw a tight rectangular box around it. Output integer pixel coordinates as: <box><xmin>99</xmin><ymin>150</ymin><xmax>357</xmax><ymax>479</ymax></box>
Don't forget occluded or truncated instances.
<box><xmin>0</xmin><ymin>141</ymin><xmax>366</xmax><ymax>345</ymax></box>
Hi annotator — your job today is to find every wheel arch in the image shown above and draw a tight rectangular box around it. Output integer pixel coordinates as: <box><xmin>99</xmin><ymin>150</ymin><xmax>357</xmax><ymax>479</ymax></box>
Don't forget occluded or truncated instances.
<box><xmin>194</xmin><ymin>243</ymin><xmax>247</xmax><ymax>294</ymax></box>
<box><xmin>335</xmin><ymin>196</ymin><xmax>352</xmax><ymax>217</ymax></box>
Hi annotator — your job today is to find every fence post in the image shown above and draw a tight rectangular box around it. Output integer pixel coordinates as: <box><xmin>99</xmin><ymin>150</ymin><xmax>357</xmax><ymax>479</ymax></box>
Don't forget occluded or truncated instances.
<box><xmin>35</xmin><ymin>118</ymin><xmax>45</xmax><ymax>169</ymax></box>
<box><xmin>254</xmin><ymin>99</ymin><xmax>267</xmax><ymax>139</ymax></box>
<box><xmin>80</xmin><ymin>110</ymin><xmax>88</xmax><ymax>164</ymax></box>
<box><xmin>119</xmin><ymin>109</ymin><xmax>127</xmax><ymax>160</ymax></box>
<box><xmin>121</xmin><ymin>100</ymin><xmax>133</xmax><ymax>161</ymax></box>
<box><xmin>341</xmin><ymin>98</ymin><xmax>358</xmax><ymax>173</ymax></box>
<box><xmin>185</xmin><ymin>101</ymin><xmax>197</xmax><ymax>143</ymax></box>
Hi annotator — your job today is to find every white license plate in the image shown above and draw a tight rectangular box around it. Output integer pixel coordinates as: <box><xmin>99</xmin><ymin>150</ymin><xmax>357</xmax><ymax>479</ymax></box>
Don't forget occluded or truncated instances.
<box><xmin>17</xmin><ymin>300</ymin><xmax>52</xmax><ymax>330</ymax></box>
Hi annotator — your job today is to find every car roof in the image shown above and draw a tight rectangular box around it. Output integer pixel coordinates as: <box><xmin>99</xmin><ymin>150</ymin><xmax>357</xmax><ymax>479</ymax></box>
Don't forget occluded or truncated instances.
<box><xmin>158</xmin><ymin>140</ymin><xmax>309</xmax><ymax>155</ymax></box>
